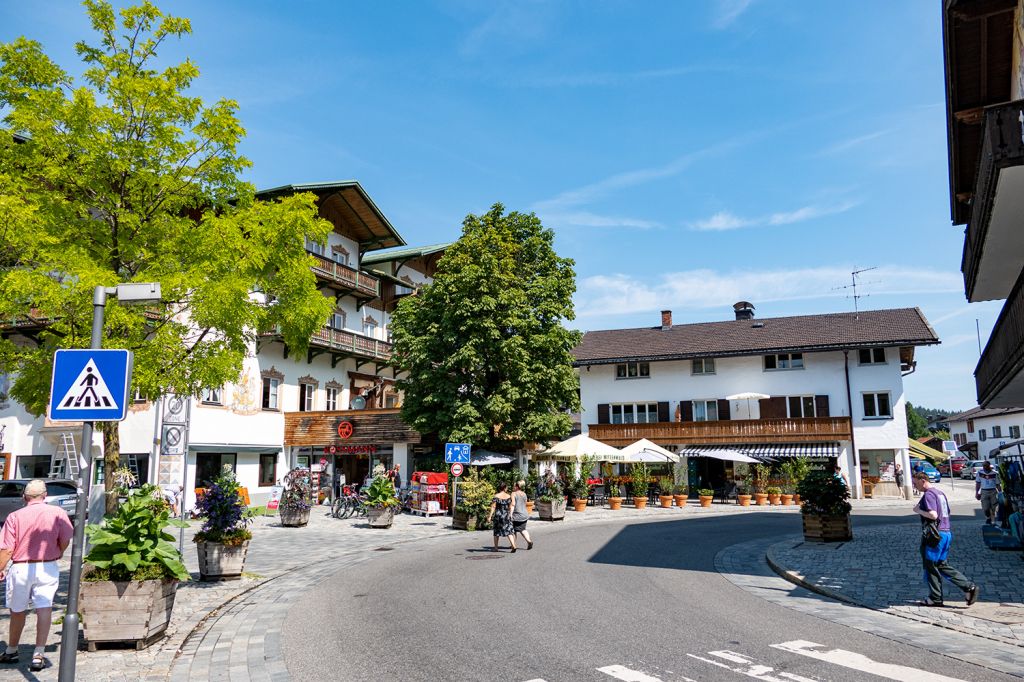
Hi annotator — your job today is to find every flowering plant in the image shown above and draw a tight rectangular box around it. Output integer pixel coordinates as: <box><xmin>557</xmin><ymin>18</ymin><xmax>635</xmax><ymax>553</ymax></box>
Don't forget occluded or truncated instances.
<box><xmin>194</xmin><ymin>470</ymin><xmax>252</xmax><ymax>546</ymax></box>
<box><xmin>281</xmin><ymin>467</ymin><xmax>313</xmax><ymax>512</ymax></box>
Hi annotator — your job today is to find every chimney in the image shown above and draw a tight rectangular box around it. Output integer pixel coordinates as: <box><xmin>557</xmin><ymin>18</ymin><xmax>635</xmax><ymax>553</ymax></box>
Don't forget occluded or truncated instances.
<box><xmin>661</xmin><ymin>310</ymin><xmax>673</xmax><ymax>330</ymax></box>
<box><xmin>733</xmin><ymin>301</ymin><xmax>755</xmax><ymax>321</ymax></box>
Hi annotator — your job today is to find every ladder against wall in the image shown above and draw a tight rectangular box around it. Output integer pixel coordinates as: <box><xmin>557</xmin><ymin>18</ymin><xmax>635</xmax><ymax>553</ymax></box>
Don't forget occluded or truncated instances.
<box><xmin>48</xmin><ymin>431</ymin><xmax>80</xmax><ymax>481</ymax></box>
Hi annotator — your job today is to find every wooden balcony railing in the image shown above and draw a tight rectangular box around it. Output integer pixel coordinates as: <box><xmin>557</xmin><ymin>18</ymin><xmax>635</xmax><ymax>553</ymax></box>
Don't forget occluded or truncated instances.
<box><xmin>308</xmin><ymin>252</ymin><xmax>379</xmax><ymax>297</ymax></box>
<box><xmin>587</xmin><ymin>417</ymin><xmax>853</xmax><ymax>447</ymax></box>
<box><xmin>976</xmin><ymin>269</ymin><xmax>1024</xmax><ymax>406</ymax></box>
<box><xmin>261</xmin><ymin>326</ymin><xmax>392</xmax><ymax>361</ymax></box>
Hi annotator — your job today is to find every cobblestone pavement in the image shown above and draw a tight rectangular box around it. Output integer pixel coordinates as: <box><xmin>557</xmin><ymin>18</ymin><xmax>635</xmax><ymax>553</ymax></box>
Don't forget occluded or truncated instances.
<box><xmin>717</xmin><ymin>536</ymin><xmax>1024</xmax><ymax>679</ymax></box>
<box><xmin>767</xmin><ymin>517</ymin><xmax>1024</xmax><ymax>647</ymax></box>
<box><xmin>0</xmin><ymin>497</ymin><xmax>799</xmax><ymax>680</ymax></box>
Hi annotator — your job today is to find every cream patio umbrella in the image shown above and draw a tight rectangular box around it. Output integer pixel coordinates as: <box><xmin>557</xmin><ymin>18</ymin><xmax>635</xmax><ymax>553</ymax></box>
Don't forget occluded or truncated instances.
<box><xmin>725</xmin><ymin>392</ymin><xmax>770</xmax><ymax>420</ymax></box>
<box><xmin>619</xmin><ymin>438</ymin><xmax>680</xmax><ymax>463</ymax></box>
<box><xmin>534</xmin><ymin>434</ymin><xmax>627</xmax><ymax>462</ymax></box>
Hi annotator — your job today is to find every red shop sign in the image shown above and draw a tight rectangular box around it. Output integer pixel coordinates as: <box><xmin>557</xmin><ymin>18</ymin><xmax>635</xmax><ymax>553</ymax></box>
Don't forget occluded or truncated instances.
<box><xmin>337</xmin><ymin>421</ymin><xmax>354</xmax><ymax>439</ymax></box>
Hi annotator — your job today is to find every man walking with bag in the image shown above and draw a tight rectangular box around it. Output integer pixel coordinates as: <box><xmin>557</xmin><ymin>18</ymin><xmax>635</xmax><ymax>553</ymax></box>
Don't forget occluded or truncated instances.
<box><xmin>0</xmin><ymin>480</ymin><xmax>74</xmax><ymax>671</ymax></box>
<box><xmin>913</xmin><ymin>471</ymin><xmax>979</xmax><ymax>608</ymax></box>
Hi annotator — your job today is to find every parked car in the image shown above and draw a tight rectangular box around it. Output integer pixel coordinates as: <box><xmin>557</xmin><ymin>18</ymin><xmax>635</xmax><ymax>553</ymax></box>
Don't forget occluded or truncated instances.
<box><xmin>961</xmin><ymin>459</ymin><xmax>992</xmax><ymax>480</ymax></box>
<box><xmin>0</xmin><ymin>479</ymin><xmax>78</xmax><ymax>524</ymax></box>
<box><xmin>911</xmin><ymin>461</ymin><xmax>942</xmax><ymax>483</ymax></box>
<box><xmin>938</xmin><ymin>457</ymin><xmax>967</xmax><ymax>477</ymax></box>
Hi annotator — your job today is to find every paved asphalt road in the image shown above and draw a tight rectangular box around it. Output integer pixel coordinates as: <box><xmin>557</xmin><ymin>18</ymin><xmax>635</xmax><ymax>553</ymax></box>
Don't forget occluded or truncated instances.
<box><xmin>283</xmin><ymin>508</ymin><xmax>1016</xmax><ymax>682</ymax></box>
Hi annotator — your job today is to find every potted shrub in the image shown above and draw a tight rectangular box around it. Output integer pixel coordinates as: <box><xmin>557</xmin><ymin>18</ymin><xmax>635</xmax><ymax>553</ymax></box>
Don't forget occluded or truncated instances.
<box><xmin>280</xmin><ymin>467</ymin><xmax>312</xmax><ymax>527</ymax></box>
<box><xmin>607</xmin><ymin>483</ymin><xmax>623</xmax><ymax>510</ymax></box>
<box><xmin>657</xmin><ymin>476</ymin><xmax>674</xmax><ymax>508</ymax></box>
<box><xmin>736</xmin><ymin>478</ymin><xmax>752</xmax><ymax>507</ymax></box>
<box><xmin>365</xmin><ymin>475</ymin><xmax>399</xmax><ymax>528</ymax></box>
<box><xmin>193</xmin><ymin>470</ymin><xmax>252</xmax><ymax>580</ymax></box>
<box><xmin>698</xmin><ymin>488</ymin><xmax>714</xmax><ymax>507</ymax></box>
<box><xmin>789</xmin><ymin>458</ymin><xmax>810</xmax><ymax>504</ymax></box>
<box><xmin>568</xmin><ymin>455</ymin><xmax>596</xmax><ymax>512</ymax></box>
<box><xmin>798</xmin><ymin>470</ymin><xmax>852</xmax><ymax>542</ymax></box>
<box><xmin>525</xmin><ymin>465</ymin><xmax>539</xmax><ymax>515</ymax></box>
<box><xmin>766</xmin><ymin>486</ymin><xmax>782</xmax><ymax>505</ymax></box>
<box><xmin>754</xmin><ymin>463</ymin><xmax>770</xmax><ymax>506</ymax></box>
<box><xmin>672</xmin><ymin>483</ymin><xmax>688</xmax><ymax>508</ymax></box>
<box><xmin>453</xmin><ymin>471</ymin><xmax>495</xmax><ymax>530</ymax></box>
<box><xmin>630</xmin><ymin>463</ymin><xmax>649</xmax><ymax>509</ymax></box>
<box><xmin>537</xmin><ymin>475</ymin><xmax>567</xmax><ymax>521</ymax></box>
<box><xmin>80</xmin><ymin>485</ymin><xmax>190</xmax><ymax>649</ymax></box>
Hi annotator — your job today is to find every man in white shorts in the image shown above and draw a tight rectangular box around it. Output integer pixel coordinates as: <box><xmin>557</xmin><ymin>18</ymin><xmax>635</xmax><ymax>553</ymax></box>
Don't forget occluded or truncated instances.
<box><xmin>0</xmin><ymin>479</ymin><xmax>74</xmax><ymax>672</ymax></box>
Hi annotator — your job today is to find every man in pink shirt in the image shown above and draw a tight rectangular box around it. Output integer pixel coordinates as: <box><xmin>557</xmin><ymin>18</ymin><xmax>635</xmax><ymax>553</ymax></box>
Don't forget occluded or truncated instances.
<box><xmin>0</xmin><ymin>479</ymin><xmax>74</xmax><ymax>672</ymax></box>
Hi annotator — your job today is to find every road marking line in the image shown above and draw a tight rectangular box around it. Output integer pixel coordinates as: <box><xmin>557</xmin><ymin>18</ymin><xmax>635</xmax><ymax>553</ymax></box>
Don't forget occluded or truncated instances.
<box><xmin>771</xmin><ymin>640</ymin><xmax>968</xmax><ymax>682</ymax></box>
<box><xmin>597</xmin><ymin>664</ymin><xmax>664</xmax><ymax>681</ymax></box>
<box><xmin>687</xmin><ymin>651</ymin><xmax>820</xmax><ymax>682</ymax></box>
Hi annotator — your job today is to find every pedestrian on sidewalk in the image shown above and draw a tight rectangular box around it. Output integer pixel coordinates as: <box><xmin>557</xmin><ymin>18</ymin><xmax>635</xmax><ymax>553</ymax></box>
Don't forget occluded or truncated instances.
<box><xmin>894</xmin><ymin>463</ymin><xmax>906</xmax><ymax>499</ymax></box>
<box><xmin>974</xmin><ymin>460</ymin><xmax>1001</xmax><ymax>525</ymax></box>
<box><xmin>0</xmin><ymin>480</ymin><xmax>74</xmax><ymax>672</ymax></box>
<box><xmin>913</xmin><ymin>471</ymin><xmax>979</xmax><ymax>608</ymax></box>
<box><xmin>487</xmin><ymin>483</ymin><xmax>517</xmax><ymax>552</ymax></box>
<box><xmin>511</xmin><ymin>480</ymin><xmax>533</xmax><ymax>550</ymax></box>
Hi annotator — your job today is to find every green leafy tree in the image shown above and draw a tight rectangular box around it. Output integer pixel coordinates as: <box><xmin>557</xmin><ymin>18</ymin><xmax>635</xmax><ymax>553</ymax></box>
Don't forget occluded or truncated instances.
<box><xmin>905</xmin><ymin>402</ymin><xmax>930</xmax><ymax>439</ymax></box>
<box><xmin>390</xmin><ymin>203</ymin><xmax>580</xmax><ymax>449</ymax></box>
<box><xmin>0</xmin><ymin>2</ymin><xmax>333</xmax><ymax>509</ymax></box>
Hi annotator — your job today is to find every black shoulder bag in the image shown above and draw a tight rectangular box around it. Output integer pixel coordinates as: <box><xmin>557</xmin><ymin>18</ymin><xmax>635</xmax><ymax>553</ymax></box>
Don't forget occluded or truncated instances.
<box><xmin>922</xmin><ymin>520</ymin><xmax>942</xmax><ymax>548</ymax></box>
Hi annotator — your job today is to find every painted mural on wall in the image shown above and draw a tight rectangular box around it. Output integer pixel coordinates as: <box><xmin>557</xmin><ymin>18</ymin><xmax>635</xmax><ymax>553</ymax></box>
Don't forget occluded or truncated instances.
<box><xmin>228</xmin><ymin>366</ymin><xmax>261</xmax><ymax>415</ymax></box>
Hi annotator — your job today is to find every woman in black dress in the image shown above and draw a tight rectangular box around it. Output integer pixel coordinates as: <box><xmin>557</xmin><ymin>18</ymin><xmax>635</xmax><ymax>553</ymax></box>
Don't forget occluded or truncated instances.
<box><xmin>487</xmin><ymin>482</ymin><xmax>517</xmax><ymax>552</ymax></box>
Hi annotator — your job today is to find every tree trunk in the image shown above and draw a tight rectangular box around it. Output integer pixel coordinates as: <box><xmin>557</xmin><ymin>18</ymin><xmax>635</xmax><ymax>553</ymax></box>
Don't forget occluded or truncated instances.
<box><xmin>102</xmin><ymin>422</ymin><xmax>120</xmax><ymax>514</ymax></box>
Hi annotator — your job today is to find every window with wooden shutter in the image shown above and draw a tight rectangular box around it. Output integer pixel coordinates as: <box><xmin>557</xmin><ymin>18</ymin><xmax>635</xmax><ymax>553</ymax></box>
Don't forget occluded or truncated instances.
<box><xmin>597</xmin><ymin>404</ymin><xmax>610</xmax><ymax>424</ymax></box>
<box><xmin>657</xmin><ymin>402</ymin><xmax>669</xmax><ymax>422</ymax></box>
<box><xmin>680</xmin><ymin>401</ymin><xmax>694</xmax><ymax>422</ymax></box>
<box><xmin>759</xmin><ymin>397</ymin><xmax>787</xmax><ymax>419</ymax></box>
<box><xmin>815</xmin><ymin>395</ymin><xmax>830</xmax><ymax>417</ymax></box>
<box><xmin>717</xmin><ymin>399</ymin><xmax>731</xmax><ymax>420</ymax></box>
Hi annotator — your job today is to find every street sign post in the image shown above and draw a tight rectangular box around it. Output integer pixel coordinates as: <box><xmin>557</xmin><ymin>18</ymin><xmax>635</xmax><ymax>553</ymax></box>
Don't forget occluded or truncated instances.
<box><xmin>49</xmin><ymin>349</ymin><xmax>133</xmax><ymax>422</ymax></box>
<box><xmin>444</xmin><ymin>443</ymin><xmax>471</xmax><ymax>464</ymax></box>
<box><xmin>451</xmin><ymin>463</ymin><xmax>464</xmax><ymax>477</ymax></box>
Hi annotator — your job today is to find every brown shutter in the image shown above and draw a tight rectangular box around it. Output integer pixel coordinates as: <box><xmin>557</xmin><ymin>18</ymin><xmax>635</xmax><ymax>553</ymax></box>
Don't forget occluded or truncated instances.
<box><xmin>681</xmin><ymin>401</ymin><xmax>694</xmax><ymax>422</ymax></box>
<box><xmin>815</xmin><ymin>395</ymin><xmax>830</xmax><ymax>417</ymax></box>
<box><xmin>717</xmin><ymin>399</ymin><xmax>731</xmax><ymax>420</ymax></box>
<box><xmin>657</xmin><ymin>401</ymin><xmax>669</xmax><ymax>423</ymax></box>
<box><xmin>597</xmin><ymin>404</ymin><xmax>610</xmax><ymax>424</ymax></box>
<box><xmin>759</xmin><ymin>397</ymin><xmax>787</xmax><ymax>419</ymax></box>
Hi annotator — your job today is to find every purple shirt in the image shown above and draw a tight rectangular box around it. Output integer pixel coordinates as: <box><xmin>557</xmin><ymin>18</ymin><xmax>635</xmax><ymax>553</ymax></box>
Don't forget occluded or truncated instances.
<box><xmin>919</xmin><ymin>487</ymin><xmax>951</xmax><ymax>531</ymax></box>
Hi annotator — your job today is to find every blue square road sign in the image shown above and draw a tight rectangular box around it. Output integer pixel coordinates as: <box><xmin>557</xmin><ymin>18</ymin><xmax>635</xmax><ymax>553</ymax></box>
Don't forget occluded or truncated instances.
<box><xmin>444</xmin><ymin>443</ymin><xmax>471</xmax><ymax>464</ymax></box>
<box><xmin>49</xmin><ymin>349</ymin><xmax>133</xmax><ymax>422</ymax></box>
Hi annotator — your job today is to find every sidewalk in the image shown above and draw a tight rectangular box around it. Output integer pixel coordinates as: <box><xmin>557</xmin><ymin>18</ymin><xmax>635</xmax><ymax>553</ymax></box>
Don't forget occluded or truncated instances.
<box><xmin>767</xmin><ymin>512</ymin><xmax>1024</xmax><ymax>648</ymax></box>
<box><xmin>0</xmin><ymin>496</ymin><xmax>796</xmax><ymax>680</ymax></box>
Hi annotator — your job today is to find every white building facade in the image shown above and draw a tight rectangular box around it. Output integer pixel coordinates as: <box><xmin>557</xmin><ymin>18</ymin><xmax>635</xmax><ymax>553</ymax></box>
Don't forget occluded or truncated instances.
<box><xmin>949</xmin><ymin>406</ymin><xmax>1024</xmax><ymax>460</ymax></box>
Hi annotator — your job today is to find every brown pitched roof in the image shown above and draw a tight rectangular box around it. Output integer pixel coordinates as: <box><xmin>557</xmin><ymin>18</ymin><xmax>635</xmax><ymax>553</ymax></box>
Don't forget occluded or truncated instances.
<box><xmin>572</xmin><ymin>307</ymin><xmax>939</xmax><ymax>366</ymax></box>
<box><xmin>948</xmin><ymin>405</ymin><xmax>1024</xmax><ymax>422</ymax></box>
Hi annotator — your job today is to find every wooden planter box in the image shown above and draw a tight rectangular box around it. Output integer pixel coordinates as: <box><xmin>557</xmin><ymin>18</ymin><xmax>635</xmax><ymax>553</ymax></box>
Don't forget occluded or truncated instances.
<box><xmin>537</xmin><ymin>499</ymin><xmax>566</xmax><ymax>521</ymax></box>
<box><xmin>80</xmin><ymin>578</ymin><xmax>178</xmax><ymax>650</ymax></box>
<box><xmin>452</xmin><ymin>508</ymin><xmax>478</xmax><ymax>530</ymax></box>
<box><xmin>280</xmin><ymin>507</ymin><xmax>310</xmax><ymax>527</ymax></box>
<box><xmin>197</xmin><ymin>540</ymin><xmax>249</xmax><ymax>581</ymax></box>
<box><xmin>367</xmin><ymin>506</ymin><xmax>396</xmax><ymax>528</ymax></box>
<box><xmin>802</xmin><ymin>513</ymin><xmax>852</xmax><ymax>542</ymax></box>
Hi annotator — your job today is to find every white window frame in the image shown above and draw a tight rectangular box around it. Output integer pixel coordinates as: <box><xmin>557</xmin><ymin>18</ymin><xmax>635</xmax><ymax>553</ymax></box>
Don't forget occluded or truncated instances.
<box><xmin>299</xmin><ymin>383</ymin><xmax>315</xmax><ymax>412</ymax></box>
<box><xmin>862</xmin><ymin>391</ymin><xmax>892</xmax><ymax>420</ymax></box>
<box><xmin>786</xmin><ymin>395</ymin><xmax>817</xmax><ymax>419</ymax></box>
<box><xmin>764</xmin><ymin>353</ymin><xmax>804</xmax><ymax>371</ymax></box>
<box><xmin>331</xmin><ymin>309</ymin><xmax>346</xmax><ymax>330</ymax></box>
<box><xmin>692</xmin><ymin>400</ymin><xmax>719</xmax><ymax>422</ymax></box>
<box><xmin>305</xmin><ymin>237</ymin><xmax>325</xmax><ymax>256</ymax></box>
<box><xmin>691</xmin><ymin>358</ymin><xmax>715</xmax><ymax>375</ymax></box>
<box><xmin>262</xmin><ymin>377</ymin><xmax>279</xmax><ymax>411</ymax></box>
<box><xmin>610</xmin><ymin>402</ymin><xmax>659</xmax><ymax>424</ymax></box>
<box><xmin>615</xmin><ymin>362</ymin><xmax>650</xmax><ymax>379</ymax></box>
<box><xmin>363</xmin><ymin>318</ymin><xmax>378</xmax><ymax>338</ymax></box>
<box><xmin>858</xmin><ymin>347</ymin><xmax>887</xmax><ymax>365</ymax></box>
<box><xmin>326</xmin><ymin>387</ymin><xmax>339</xmax><ymax>411</ymax></box>
<box><xmin>201</xmin><ymin>387</ymin><xmax>222</xmax><ymax>405</ymax></box>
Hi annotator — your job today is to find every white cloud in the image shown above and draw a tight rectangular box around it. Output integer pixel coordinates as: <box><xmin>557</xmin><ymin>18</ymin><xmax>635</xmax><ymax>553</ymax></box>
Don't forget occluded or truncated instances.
<box><xmin>713</xmin><ymin>0</ymin><xmax>756</xmax><ymax>29</ymax></box>
<box><xmin>689</xmin><ymin>201</ymin><xmax>859</xmax><ymax>231</ymax></box>
<box><xmin>575</xmin><ymin>265</ymin><xmax>963</xmax><ymax>318</ymax></box>
<box><xmin>815</xmin><ymin>129</ymin><xmax>893</xmax><ymax>157</ymax></box>
<box><xmin>542</xmin><ymin>211</ymin><xmax>661</xmax><ymax>230</ymax></box>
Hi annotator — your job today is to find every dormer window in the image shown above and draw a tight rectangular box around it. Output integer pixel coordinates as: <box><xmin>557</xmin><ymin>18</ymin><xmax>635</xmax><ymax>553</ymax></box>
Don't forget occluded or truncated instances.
<box><xmin>764</xmin><ymin>353</ymin><xmax>803</xmax><ymax>371</ymax></box>
<box><xmin>858</xmin><ymin>348</ymin><xmax>886</xmax><ymax>365</ymax></box>
<box><xmin>615</xmin><ymin>362</ymin><xmax>650</xmax><ymax>379</ymax></box>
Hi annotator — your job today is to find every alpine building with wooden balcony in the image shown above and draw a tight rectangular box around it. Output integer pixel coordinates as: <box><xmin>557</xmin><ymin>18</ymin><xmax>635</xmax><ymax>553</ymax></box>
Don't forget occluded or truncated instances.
<box><xmin>943</xmin><ymin>0</ymin><xmax>1024</xmax><ymax>406</ymax></box>
<box><xmin>574</xmin><ymin>304</ymin><xmax>939</xmax><ymax>498</ymax></box>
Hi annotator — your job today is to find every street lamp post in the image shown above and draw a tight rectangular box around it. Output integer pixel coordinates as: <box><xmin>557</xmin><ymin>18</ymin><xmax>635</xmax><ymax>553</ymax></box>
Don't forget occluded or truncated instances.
<box><xmin>58</xmin><ymin>282</ymin><xmax>161</xmax><ymax>682</ymax></box>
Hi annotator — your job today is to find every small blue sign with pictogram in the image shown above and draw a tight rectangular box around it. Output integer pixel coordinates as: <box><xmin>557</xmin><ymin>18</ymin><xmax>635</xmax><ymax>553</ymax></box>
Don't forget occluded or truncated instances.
<box><xmin>444</xmin><ymin>443</ymin><xmax>471</xmax><ymax>464</ymax></box>
<box><xmin>49</xmin><ymin>349</ymin><xmax>133</xmax><ymax>422</ymax></box>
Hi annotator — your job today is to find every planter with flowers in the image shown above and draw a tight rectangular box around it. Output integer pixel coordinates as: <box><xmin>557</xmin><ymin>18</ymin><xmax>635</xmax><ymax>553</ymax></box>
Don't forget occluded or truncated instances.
<box><xmin>537</xmin><ymin>477</ymin><xmax>566</xmax><ymax>521</ymax></box>
<box><xmin>698</xmin><ymin>488</ymin><xmax>714</xmax><ymax>507</ymax></box>
<box><xmin>280</xmin><ymin>467</ymin><xmax>313</xmax><ymax>527</ymax></box>
<box><xmin>194</xmin><ymin>470</ymin><xmax>253</xmax><ymax>580</ymax></box>
<box><xmin>798</xmin><ymin>470</ymin><xmax>852</xmax><ymax>542</ymax></box>
<box><xmin>80</xmin><ymin>485</ymin><xmax>190</xmax><ymax>649</ymax></box>
<box><xmin>365</xmin><ymin>475</ymin><xmax>400</xmax><ymax>528</ymax></box>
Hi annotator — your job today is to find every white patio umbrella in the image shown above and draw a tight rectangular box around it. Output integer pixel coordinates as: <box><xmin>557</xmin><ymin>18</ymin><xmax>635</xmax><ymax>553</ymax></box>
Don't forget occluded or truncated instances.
<box><xmin>535</xmin><ymin>434</ymin><xmax>626</xmax><ymax>462</ymax></box>
<box><xmin>468</xmin><ymin>450</ymin><xmax>514</xmax><ymax>466</ymax></box>
<box><xmin>725</xmin><ymin>392</ymin><xmax>770</xmax><ymax>418</ymax></box>
<box><xmin>619</xmin><ymin>438</ymin><xmax>680</xmax><ymax>463</ymax></box>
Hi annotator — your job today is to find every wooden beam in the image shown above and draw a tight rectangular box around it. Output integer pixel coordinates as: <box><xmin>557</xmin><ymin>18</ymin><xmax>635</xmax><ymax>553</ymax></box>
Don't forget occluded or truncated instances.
<box><xmin>954</xmin><ymin>107</ymin><xmax>985</xmax><ymax>124</ymax></box>
<box><xmin>950</xmin><ymin>0</ymin><xmax>1016</xmax><ymax>21</ymax></box>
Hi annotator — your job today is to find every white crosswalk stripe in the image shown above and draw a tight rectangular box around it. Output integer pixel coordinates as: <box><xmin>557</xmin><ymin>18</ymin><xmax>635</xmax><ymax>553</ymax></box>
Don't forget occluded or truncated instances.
<box><xmin>686</xmin><ymin>650</ymin><xmax>820</xmax><ymax>681</ymax></box>
<box><xmin>597</xmin><ymin>664</ymin><xmax>666</xmax><ymax>681</ymax></box>
<box><xmin>771</xmin><ymin>640</ymin><xmax>969</xmax><ymax>682</ymax></box>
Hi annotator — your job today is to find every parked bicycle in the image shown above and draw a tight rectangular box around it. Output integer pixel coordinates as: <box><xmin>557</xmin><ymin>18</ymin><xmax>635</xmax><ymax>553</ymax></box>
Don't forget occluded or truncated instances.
<box><xmin>331</xmin><ymin>485</ymin><xmax>367</xmax><ymax>519</ymax></box>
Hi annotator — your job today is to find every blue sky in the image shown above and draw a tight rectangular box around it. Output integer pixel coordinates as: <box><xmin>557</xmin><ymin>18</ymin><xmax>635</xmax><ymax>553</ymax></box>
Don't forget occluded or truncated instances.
<box><xmin>1</xmin><ymin>0</ymin><xmax>1001</xmax><ymax>411</ymax></box>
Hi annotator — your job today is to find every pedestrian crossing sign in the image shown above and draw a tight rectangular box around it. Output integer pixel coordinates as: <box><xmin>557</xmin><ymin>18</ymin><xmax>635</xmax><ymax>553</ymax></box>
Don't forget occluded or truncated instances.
<box><xmin>49</xmin><ymin>349</ymin><xmax>133</xmax><ymax>421</ymax></box>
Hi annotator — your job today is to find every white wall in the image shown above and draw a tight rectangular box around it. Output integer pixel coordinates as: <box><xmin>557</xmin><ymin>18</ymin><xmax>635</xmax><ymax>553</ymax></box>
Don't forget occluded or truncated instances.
<box><xmin>950</xmin><ymin>410</ymin><xmax>1024</xmax><ymax>457</ymax></box>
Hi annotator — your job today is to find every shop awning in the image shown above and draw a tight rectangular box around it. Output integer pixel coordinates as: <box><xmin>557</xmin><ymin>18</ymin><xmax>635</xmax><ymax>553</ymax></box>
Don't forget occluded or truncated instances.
<box><xmin>680</xmin><ymin>447</ymin><xmax>759</xmax><ymax>463</ymax></box>
<box><xmin>908</xmin><ymin>439</ymin><xmax>949</xmax><ymax>461</ymax></box>
<box><xmin>681</xmin><ymin>442</ymin><xmax>840</xmax><ymax>460</ymax></box>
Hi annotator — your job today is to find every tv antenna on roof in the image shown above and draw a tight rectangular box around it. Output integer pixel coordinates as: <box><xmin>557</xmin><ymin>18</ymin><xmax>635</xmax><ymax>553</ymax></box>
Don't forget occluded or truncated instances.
<box><xmin>832</xmin><ymin>266</ymin><xmax>880</xmax><ymax>315</ymax></box>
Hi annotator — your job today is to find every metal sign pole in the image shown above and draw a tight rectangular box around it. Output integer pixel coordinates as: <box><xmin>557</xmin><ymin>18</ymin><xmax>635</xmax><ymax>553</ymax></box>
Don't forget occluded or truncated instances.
<box><xmin>58</xmin><ymin>286</ymin><xmax>106</xmax><ymax>682</ymax></box>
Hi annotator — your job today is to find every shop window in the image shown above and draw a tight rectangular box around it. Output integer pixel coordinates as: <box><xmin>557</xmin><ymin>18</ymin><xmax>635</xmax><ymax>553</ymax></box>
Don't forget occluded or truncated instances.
<box><xmin>862</xmin><ymin>392</ymin><xmax>892</xmax><ymax>419</ymax></box>
<box><xmin>764</xmin><ymin>353</ymin><xmax>803</xmax><ymax>370</ymax></box>
<box><xmin>691</xmin><ymin>400</ymin><xmax>719</xmax><ymax>422</ymax></box>
<box><xmin>615</xmin><ymin>362</ymin><xmax>650</xmax><ymax>379</ymax></box>
<box><xmin>992</xmin><ymin>425</ymin><xmax>1002</xmax><ymax>438</ymax></box>
<box><xmin>196</xmin><ymin>453</ymin><xmax>237</xmax><ymax>487</ymax></box>
<box><xmin>259</xmin><ymin>454</ymin><xmax>277</xmax><ymax>487</ymax></box>
<box><xmin>201</xmin><ymin>387</ymin><xmax>222</xmax><ymax>405</ymax></box>
<box><xmin>858</xmin><ymin>348</ymin><xmax>886</xmax><ymax>365</ymax></box>
<box><xmin>691</xmin><ymin>358</ymin><xmax>715</xmax><ymax>375</ymax></box>
<box><xmin>16</xmin><ymin>455</ymin><xmax>51</xmax><ymax>479</ymax></box>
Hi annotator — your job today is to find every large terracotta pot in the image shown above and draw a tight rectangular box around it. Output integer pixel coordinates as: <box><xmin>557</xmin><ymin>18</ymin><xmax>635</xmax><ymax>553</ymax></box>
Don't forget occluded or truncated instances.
<box><xmin>699</xmin><ymin>495</ymin><xmax>713</xmax><ymax>508</ymax></box>
<box><xmin>633</xmin><ymin>496</ymin><xmax>648</xmax><ymax>509</ymax></box>
<box><xmin>280</xmin><ymin>507</ymin><xmax>310</xmax><ymax>527</ymax></box>
<box><xmin>780</xmin><ymin>494</ymin><xmax>794</xmax><ymax>506</ymax></box>
<box><xmin>525</xmin><ymin>500</ymin><xmax>535</xmax><ymax>515</ymax></box>
<box><xmin>367</xmin><ymin>506</ymin><xmax>396</xmax><ymax>528</ymax></box>
<box><xmin>737</xmin><ymin>494</ymin><xmax>752</xmax><ymax>507</ymax></box>
<box><xmin>659</xmin><ymin>495</ymin><xmax>673</xmax><ymax>508</ymax></box>
<box><xmin>572</xmin><ymin>498</ymin><xmax>588</xmax><ymax>512</ymax></box>
<box><xmin>608</xmin><ymin>497</ymin><xmax>623</xmax><ymax>510</ymax></box>
<box><xmin>794</xmin><ymin>494</ymin><xmax>801</xmax><ymax>504</ymax></box>
<box><xmin>537</xmin><ymin>499</ymin><xmax>566</xmax><ymax>521</ymax></box>
<box><xmin>754</xmin><ymin>493</ymin><xmax>768</xmax><ymax>506</ymax></box>
<box><xmin>673</xmin><ymin>495</ymin><xmax>687</xmax><ymax>507</ymax></box>
<box><xmin>80</xmin><ymin>578</ymin><xmax>177</xmax><ymax>650</ymax></box>
<box><xmin>768</xmin><ymin>494</ymin><xmax>781</xmax><ymax>505</ymax></box>
<box><xmin>197</xmin><ymin>540</ymin><xmax>249</xmax><ymax>581</ymax></box>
